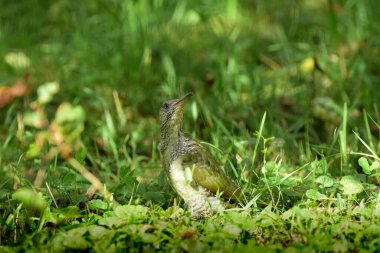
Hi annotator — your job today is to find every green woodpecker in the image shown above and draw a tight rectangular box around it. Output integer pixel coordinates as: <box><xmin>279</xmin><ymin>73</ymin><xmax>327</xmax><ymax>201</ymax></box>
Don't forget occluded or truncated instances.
<box><xmin>158</xmin><ymin>93</ymin><xmax>241</xmax><ymax>218</ymax></box>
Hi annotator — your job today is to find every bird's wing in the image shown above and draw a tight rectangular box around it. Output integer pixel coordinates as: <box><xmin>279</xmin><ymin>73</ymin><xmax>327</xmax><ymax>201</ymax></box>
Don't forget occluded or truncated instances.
<box><xmin>181</xmin><ymin>141</ymin><xmax>241</xmax><ymax>200</ymax></box>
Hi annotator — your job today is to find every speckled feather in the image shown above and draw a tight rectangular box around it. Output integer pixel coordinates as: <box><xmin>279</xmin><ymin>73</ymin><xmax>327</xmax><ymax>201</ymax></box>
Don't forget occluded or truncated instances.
<box><xmin>158</xmin><ymin>93</ymin><xmax>241</xmax><ymax>217</ymax></box>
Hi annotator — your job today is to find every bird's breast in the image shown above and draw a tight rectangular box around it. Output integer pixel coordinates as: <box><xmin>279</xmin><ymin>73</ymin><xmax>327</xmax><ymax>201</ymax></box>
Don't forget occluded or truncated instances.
<box><xmin>169</xmin><ymin>157</ymin><xmax>225</xmax><ymax>216</ymax></box>
<box><xmin>169</xmin><ymin>158</ymin><xmax>206</xmax><ymax>201</ymax></box>
<box><xmin>169</xmin><ymin>157</ymin><xmax>187</xmax><ymax>185</ymax></box>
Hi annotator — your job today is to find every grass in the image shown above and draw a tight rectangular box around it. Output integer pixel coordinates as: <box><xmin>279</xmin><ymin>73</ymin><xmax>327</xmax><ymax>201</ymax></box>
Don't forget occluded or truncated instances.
<box><xmin>1</xmin><ymin>0</ymin><xmax>380</xmax><ymax>252</ymax></box>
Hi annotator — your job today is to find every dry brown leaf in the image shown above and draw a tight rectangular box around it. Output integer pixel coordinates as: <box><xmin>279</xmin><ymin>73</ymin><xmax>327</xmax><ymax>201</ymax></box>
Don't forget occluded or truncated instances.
<box><xmin>180</xmin><ymin>227</ymin><xmax>197</xmax><ymax>238</ymax></box>
<box><xmin>0</xmin><ymin>74</ymin><xmax>29</xmax><ymax>108</ymax></box>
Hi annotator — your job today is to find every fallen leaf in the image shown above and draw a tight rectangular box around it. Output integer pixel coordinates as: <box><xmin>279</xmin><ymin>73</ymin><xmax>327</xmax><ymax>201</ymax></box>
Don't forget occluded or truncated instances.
<box><xmin>0</xmin><ymin>74</ymin><xmax>28</xmax><ymax>108</ymax></box>
<box><xmin>180</xmin><ymin>227</ymin><xmax>197</xmax><ymax>238</ymax></box>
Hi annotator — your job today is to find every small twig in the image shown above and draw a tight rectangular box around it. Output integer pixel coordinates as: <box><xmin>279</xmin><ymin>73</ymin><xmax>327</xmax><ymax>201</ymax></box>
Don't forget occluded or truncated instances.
<box><xmin>68</xmin><ymin>158</ymin><xmax>119</xmax><ymax>208</ymax></box>
<box><xmin>34</xmin><ymin>168</ymin><xmax>46</xmax><ymax>189</ymax></box>
<box><xmin>113</xmin><ymin>90</ymin><xmax>126</xmax><ymax>127</ymax></box>
<box><xmin>85</xmin><ymin>184</ymin><xmax>97</xmax><ymax>200</ymax></box>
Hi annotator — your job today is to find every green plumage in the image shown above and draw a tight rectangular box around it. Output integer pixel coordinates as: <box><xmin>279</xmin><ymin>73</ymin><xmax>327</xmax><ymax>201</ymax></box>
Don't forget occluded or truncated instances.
<box><xmin>158</xmin><ymin>93</ymin><xmax>241</xmax><ymax>217</ymax></box>
<box><xmin>181</xmin><ymin>140</ymin><xmax>241</xmax><ymax>200</ymax></box>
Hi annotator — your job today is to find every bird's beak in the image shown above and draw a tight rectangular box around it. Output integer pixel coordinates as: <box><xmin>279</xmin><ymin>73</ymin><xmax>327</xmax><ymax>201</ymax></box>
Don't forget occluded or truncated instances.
<box><xmin>170</xmin><ymin>92</ymin><xmax>193</xmax><ymax>123</ymax></box>
<box><xmin>174</xmin><ymin>92</ymin><xmax>193</xmax><ymax>106</ymax></box>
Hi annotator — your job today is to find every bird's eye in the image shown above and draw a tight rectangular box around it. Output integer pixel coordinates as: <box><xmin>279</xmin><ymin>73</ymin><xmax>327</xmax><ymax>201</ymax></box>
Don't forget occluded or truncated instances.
<box><xmin>163</xmin><ymin>103</ymin><xmax>169</xmax><ymax>109</ymax></box>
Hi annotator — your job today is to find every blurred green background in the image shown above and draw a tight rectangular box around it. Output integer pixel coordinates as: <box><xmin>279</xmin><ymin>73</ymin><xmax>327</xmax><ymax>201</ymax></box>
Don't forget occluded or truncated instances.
<box><xmin>2</xmin><ymin>0</ymin><xmax>379</xmax><ymax>134</ymax></box>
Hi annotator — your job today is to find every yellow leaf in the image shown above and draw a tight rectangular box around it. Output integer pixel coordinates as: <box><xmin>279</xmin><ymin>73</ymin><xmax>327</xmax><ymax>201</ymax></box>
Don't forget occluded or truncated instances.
<box><xmin>300</xmin><ymin>57</ymin><xmax>315</xmax><ymax>73</ymax></box>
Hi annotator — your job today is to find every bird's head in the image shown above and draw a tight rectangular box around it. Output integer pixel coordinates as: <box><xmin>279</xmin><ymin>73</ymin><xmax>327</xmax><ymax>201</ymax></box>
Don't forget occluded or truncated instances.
<box><xmin>159</xmin><ymin>92</ymin><xmax>192</xmax><ymax>136</ymax></box>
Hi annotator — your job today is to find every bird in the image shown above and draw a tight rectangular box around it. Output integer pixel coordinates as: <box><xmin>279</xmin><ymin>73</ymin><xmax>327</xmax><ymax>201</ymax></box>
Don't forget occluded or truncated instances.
<box><xmin>158</xmin><ymin>92</ymin><xmax>241</xmax><ymax>218</ymax></box>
